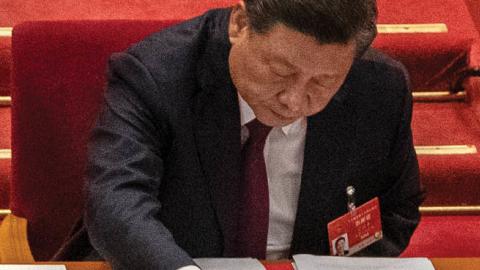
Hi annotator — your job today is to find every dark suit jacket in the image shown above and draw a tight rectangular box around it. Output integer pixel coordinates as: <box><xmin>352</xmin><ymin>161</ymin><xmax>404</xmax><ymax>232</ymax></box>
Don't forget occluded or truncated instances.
<box><xmin>55</xmin><ymin>8</ymin><xmax>423</xmax><ymax>270</ymax></box>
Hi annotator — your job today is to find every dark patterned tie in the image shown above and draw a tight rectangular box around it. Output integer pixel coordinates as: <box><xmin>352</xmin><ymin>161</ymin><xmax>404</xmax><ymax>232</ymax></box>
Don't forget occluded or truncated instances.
<box><xmin>236</xmin><ymin>119</ymin><xmax>272</xmax><ymax>259</ymax></box>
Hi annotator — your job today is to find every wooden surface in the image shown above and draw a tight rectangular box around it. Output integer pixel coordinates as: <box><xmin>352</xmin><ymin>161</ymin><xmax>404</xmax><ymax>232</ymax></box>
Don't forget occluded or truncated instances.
<box><xmin>0</xmin><ymin>214</ymin><xmax>34</xmax><ymax>263</ymax></box>
<box><xmin>431</xmin><ymin>258</ymin><xmax>480</xmax><ymax>270</ymax></box>
<box><xmin>15</xmin><ymin>258</ymin><xmax>480</xmax><ymax>270</ymax></box>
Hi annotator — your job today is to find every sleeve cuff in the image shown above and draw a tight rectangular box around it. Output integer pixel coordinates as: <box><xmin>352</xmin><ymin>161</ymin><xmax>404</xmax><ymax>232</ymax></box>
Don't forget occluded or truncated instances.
<box><xmin>177</xmin><ymin>265</ymin><xmax>201</xmax><ymax>270</ymax></box>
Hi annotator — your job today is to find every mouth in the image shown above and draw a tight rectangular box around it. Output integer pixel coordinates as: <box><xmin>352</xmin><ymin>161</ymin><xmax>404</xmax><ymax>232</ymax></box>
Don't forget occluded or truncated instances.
<box><xmin>270</xmin><ymin>108</ymin><xmax>300</xmax><ymax>121</ymax></box>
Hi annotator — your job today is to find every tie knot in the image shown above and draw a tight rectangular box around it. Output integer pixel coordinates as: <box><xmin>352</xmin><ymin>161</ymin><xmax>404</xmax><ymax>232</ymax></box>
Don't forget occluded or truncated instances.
<box><xmin>246</xmin><ymin>119</ymin><xmax>272</xmax><ymax>142</ymax></box>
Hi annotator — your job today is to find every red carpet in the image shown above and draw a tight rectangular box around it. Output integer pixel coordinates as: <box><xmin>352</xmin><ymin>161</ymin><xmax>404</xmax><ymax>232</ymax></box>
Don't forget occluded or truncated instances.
<box><xmin>375</xmin><ymin>0</ymin><xmax>479</xmax><ymax>91</ymax></box>
<box><xmin>418</xmin><ymin>155</ymin><xmax>480</xmax><ymax>205</ymax></box>
<box><xmin>466</xmin><ymin>0</ymin><xmax>480</xmax><ymax>31</ymax></box>
<box><xmin>402</xmin><ymin>215</ymin><xmax>480</xmax><ymax>257</ymax></box>
<box><xmin>413</xmin><ymin>103</ymin><xmax>480</xmax><ymax>146</ymax></box>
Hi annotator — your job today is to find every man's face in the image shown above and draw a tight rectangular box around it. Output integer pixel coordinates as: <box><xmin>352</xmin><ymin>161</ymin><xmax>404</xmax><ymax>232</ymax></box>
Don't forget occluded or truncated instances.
<box><xmin>228</xmin><ymin>4</ymin><xmax>356</xmax><ymax>127</ymax></box>
<box><xmin>336</xmin><ymin>238</ymin><xmax>346</xmax><ymax>254</ymax></box>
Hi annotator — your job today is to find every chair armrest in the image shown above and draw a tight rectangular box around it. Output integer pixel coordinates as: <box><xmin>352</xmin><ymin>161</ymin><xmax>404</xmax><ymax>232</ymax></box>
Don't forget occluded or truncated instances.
<box><xmin>0</xmin><ymin>214</ymin><xmax>34</xmax><ymax>263</ymax></box>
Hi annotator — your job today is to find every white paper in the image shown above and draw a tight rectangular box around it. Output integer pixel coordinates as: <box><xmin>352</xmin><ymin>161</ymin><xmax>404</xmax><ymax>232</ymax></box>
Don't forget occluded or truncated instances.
<box><xmin>0</xmin><ymin>265</ymin><xmax>66</xmax><ymax>270</ymax></box>
<box><xmin>194</xmin><ymin>258</ymin><xmax>265</xmax><ymax>270</ymax></box>
<box><xmin>293</xmin><ymin>254</ymin><xmax>435</xmax><ymax>270</ymax></box>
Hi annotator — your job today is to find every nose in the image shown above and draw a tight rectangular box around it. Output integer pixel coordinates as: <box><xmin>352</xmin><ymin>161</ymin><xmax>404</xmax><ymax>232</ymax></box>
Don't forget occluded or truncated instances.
<box><xmin>277</xmin><ymin>78</ymin><xmax>309</xmax><ymax>113</ymax></box>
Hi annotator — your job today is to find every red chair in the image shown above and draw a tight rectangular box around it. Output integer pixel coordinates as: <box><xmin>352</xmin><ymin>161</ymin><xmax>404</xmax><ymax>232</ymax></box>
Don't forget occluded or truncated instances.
<box><xmin>0</xmin><ymin>0</ymin><xmax>237</xmax><ymax>222</ymax></box>
<box><xmin>375</xmin><ymin>0</ymin><xmax>480</xmax><ymax>97</ymax></box>
<box><xmin>9</xmin><ymin>20</ymin><xmax>181</xmax><ymax>260</ymax></box>
<box><xmin>401</xmin><ymin>215</ymin><xmax>480</xmax><ymax>257</ymax></box>
<box><xmin>375</xmin><ymin>0</ymin><xmax>480</xmax><ymax>207</ymax></box>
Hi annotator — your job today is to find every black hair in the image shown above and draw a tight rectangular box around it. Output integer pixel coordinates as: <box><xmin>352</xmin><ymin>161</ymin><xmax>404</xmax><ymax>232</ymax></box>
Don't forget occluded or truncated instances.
<box><xmin>244</xmin><ymin>0</ymin><xmax>377</xmax><ymax>56</ymax></box>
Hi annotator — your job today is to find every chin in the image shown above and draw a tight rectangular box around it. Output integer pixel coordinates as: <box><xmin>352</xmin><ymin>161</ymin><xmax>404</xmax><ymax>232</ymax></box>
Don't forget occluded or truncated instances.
<box><xmin>260</xmin><ymin>116</ymin><xmax>297</xmax><ymax>127</ymax></box>
<box><xmin>254</xmin><ymin>107</ymin><xmax>300</xmax><ymax>127</ymax></box>
<box><xmin>254</xmin><ymin>116</ymin><xmax>275</xmax><ymax>127</ymax></box>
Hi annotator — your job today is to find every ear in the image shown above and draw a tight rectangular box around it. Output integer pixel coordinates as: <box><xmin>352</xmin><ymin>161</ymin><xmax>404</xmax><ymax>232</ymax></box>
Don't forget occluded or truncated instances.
<box><xmin>229</xmin><ymin>1</ymin><xmax>249</xmax><ymax>44</ymax></box>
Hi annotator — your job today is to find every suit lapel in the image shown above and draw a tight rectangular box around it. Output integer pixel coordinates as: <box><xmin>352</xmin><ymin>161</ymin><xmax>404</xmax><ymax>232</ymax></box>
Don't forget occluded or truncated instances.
<box><xmin>193</xmin><ymin>88</ymin><xmax>242</xmax><ymax>256</ymax></box>
<box><xmin>291</xmin><ymin>95</ymin><xmax>358</xmax><ymax>255</ymax></box>
<box><xmin>193</xmin><ymin>22</ymin><xmax>242</xmax><ymax>255</ymax></box>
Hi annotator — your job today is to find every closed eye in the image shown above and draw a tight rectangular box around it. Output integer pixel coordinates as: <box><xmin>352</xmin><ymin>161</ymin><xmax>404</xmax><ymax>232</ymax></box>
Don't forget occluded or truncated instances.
<box><xmin>269</xmin><ymin>64</ymin><xmax>295</xmax><ymax>78</ymax></box>
<box><xmin>272</xmin><ymin>70</ymin><xmax>293</xmax><ymax>78</ymax></box>
<box><xmin>311</xmin><ymin>78</ymin><xmax>326</xmax><ymax>87</ymax></box>
<box><xmin>312</xmin><ymin>76</ymin><xmax>336</xmax><ymax>87</ymax></box>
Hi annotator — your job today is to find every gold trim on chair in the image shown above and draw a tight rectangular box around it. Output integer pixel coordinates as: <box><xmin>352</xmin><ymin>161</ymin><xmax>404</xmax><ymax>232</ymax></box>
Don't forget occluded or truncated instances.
<box><xmin>0</xmin><ymin>149</ymin><xmax>11</xmax><ymax>160</ymax></box>
<box><xmin>420</xmin><ymin>205</ymin><xmax>480</xmax><ymax>215</ymax></box>
<box><xmin>412</xmin><ymin>90</ymin><xmax>466</xmax><ymax>102</ymax></box>
<box><xmin>415</xmin><ymin>145</ymin><xmax>477</xmax><ymax>155</ymax></box>
<box><xmin>377</xmin><ymin>23</ymin><xmax>448</xmax><ymax>33</ymax></box>
<box><xmin>0</xmin><ymin>96</ymin><xmax>11</xmax><ymax>107</ymax></box>
<box><xmin>0</xmin><ymin>214</ymin><xmax>35</xmax><ymax>263</ymax></box>
<box><xmin>0</xmin><ymin>27</ymin><xmax>13</xmax><ymax>37</ymax></box>
<box><xmin>0</xmin><ymin>209</ymin><xmax>11</xmax><ymax>216</ymax></box>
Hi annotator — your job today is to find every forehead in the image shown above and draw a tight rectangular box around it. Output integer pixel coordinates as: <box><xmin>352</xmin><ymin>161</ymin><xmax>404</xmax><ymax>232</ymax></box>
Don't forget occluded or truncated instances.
<box><xmin>249</xmin><ymin>23</ymin><xmax>356</xmax><ymax>75</ymax></box>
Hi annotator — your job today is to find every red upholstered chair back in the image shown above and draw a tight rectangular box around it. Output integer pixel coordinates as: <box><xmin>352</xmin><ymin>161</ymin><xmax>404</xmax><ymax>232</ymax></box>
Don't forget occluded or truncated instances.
<box><xmin>11</xmin><ymin>20</ymin><xmax>180</xmax><ymax>260</ymax></box>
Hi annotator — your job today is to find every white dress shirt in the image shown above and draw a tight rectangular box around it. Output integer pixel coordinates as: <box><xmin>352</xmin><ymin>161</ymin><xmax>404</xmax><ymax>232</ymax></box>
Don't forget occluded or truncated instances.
<box><xmin>178</xmin><ymin>96</ymin><xmax>307</xmax><ymax>270</ymax></box>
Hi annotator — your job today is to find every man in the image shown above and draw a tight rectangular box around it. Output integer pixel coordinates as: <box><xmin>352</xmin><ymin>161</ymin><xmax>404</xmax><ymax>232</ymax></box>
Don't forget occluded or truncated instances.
<box><xmin>57</xmin><ymin>0</ymin><xmax>423</xmax><ymax>269</ymax></box>
<box><xmin>334</xmin><ymin>236</ymin><xmax>349</xmax><ymax>256</ymax></box>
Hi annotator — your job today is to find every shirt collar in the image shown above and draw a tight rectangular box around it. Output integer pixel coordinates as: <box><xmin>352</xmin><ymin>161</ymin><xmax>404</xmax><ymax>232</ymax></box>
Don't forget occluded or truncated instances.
<box><xmin>238</xmin><ymin>94</ymin><xmax>305</xmax><ymax>136</ymax></box>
